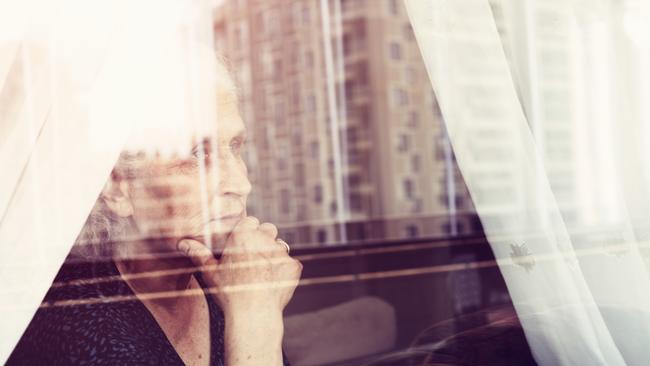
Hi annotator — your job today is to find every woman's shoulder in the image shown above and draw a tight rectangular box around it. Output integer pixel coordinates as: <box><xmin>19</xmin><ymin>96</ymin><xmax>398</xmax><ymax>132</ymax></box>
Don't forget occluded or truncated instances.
<box><xmin>7</xmin><ymin>259</ymin><xmax>181</xmax><ymax>365</ymax></box>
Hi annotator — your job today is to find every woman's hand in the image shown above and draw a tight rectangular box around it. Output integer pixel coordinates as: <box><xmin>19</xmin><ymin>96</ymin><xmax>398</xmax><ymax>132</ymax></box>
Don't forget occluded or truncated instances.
<box><xmin>178</xmin><ymin>216</ymin><xmax>302</xmax><ymax>365</ymax></box>
<box><xmin>178</xmin><ymin>216</ymin><xmax>302</xmax><ymax>317</ymax></box>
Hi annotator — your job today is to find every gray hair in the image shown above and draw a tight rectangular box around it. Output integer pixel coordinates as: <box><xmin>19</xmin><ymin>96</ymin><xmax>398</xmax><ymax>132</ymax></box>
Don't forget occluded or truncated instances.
<box><xmin>70</xmin><ymin>153</ymin><xmax>140</xmax><ymax>260</ymax></box>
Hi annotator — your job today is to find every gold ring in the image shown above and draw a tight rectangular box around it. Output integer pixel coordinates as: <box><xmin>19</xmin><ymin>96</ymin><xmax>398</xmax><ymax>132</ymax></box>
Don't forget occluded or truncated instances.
<box><xmin>277</xmin><ymin>239</ymin><xmax>290</xmax><ymax>254</ymax></box>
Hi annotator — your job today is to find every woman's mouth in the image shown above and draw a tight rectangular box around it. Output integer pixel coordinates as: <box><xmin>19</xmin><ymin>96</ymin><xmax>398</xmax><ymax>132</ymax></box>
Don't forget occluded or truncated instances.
<box><xmin>204</xmin><ymin>213</ymin><xmax>244</xmax><ymax>232</ymax></box>
<box><xmin>218</xmin><ymin>213</ymin><xmax>243</xmax><ymax>221</ymax></box>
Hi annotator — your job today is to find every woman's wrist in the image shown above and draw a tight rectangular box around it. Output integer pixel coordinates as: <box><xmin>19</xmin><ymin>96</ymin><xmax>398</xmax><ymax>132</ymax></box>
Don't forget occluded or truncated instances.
<box><xmin>225</xmin><ymin>308</ymin><xmax>284</xmax><ymax>335</ymax></box>
<box><xmin>224</xmin><ymin>309</ymin><xmax>285</xmax><ymax>365</ymax></box>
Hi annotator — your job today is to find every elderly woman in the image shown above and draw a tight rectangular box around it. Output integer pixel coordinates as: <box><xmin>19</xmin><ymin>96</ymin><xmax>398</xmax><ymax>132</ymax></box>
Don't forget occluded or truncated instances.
<box><xmin>7</xmin><ymin>55</ymin><xmax>302</xmax><ymax>365</ymax></box>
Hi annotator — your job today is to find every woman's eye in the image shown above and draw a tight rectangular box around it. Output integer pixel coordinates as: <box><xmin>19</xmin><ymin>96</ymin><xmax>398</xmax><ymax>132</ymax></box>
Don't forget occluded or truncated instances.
<box><xmin>192</xmin><ymin>148</ymin><xmax>210</xmax><ymax>159</ymax></box>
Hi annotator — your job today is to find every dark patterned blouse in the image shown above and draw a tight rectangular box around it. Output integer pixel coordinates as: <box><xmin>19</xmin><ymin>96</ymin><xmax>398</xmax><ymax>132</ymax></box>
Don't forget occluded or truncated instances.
<box><xmin>7</xmin><ymin>258</ymin><xmax>290</xmax><ymax>365</ymax></box>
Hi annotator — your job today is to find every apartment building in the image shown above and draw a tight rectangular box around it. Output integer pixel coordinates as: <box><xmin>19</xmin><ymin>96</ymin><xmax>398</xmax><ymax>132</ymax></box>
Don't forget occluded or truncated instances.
<box><xmin>214</xmin><ymin>0</ymin><xmax>477</xmax><ymax>245</ymax></box>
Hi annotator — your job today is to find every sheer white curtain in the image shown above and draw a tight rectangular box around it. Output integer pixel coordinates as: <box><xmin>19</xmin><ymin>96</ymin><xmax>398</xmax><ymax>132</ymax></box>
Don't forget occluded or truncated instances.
<box><xmin>406</xmin><ymin>0</ymin><xmax>650</xmax><ymax>364</ymax></box>
<box><xmin>0</xmin><ymin>0</ymin><xmax>217</xmax><ymax>362</ymax></box>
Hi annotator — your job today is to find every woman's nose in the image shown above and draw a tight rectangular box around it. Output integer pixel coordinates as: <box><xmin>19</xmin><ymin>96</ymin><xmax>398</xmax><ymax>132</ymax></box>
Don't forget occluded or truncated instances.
<box><xmin>216</xmin><ymin>155</ymin><xmax>251</xmax><ymax>198</ymax></box>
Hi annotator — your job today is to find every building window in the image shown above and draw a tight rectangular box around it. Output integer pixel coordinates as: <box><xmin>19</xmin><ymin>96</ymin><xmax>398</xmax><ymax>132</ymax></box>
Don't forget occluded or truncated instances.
<box><xmin>274</xmin><ymin>101</ymin><xmax>285</xmax><ymax>128</ymax></box>
<box><xmin>404</xmin><ymin>23</ymin><xmax>415</xmax><ymax>40</ymax></box>
<box><xmin>292</xmin><ymin>130</ymin><xmax>302</xmax><ymax>149</ymax></box>
<box><xmin>405</xmin><ymin>67</ymin><xmax>416</xmax><ymax>84</ymax></box>
<box><xmin>273</xmin><ymin>59</ymin><xmax>283</xmax><ymax>81</ymax></box>
<box><xmin>330</xmin><ymin>201</ymin><xmax>337</xmax><ymax>215</ymax></box>
<box><xmin>397</xmin><ymin>134</ymin><xmax>410</xmax><ymax>152</ymax></box>
<box><xmin>342</xmin><ymin>0</ymin><xmax>365</xmax><ymax>11</ymax></box>
<box><xmin>412</xmin><ymin>199</ymin><xmax>423</xmax><ymax>213</ymax></box>
<box><xmin>310</xmin><ymin>141</ymin><xmax>319</xmax><ymax>159</ymax></box>
<box><xmin>258</xmin><ymin>88</ymin><xmax>267</xmax><ymax>113</ymax></box>
<box><xmin>348</xmin><ymin>223</ymin><xmax>367</xmax><ymax>240</ymax></box>
<box><xmin>234</xmin><ymin>27</ymin><xmax>242</xmax><ymax>47</ymax></box>
<box><xmin>292</xmin><ymin>2</ymin><xmax>302</xmax><ymax>28</ymax></box>
<box><xmin>411</xmin><ymin>155</ymin><xmax>421</xmax><ymax>172</ymax></box>
<box><xmin>277</xmin><ymin>145</ymin><xmax>288</xmax><ymax>171</ymax></box>
<box><xmin>304</xmin><ymin>50</ymin><xmax>314</xmax><ymax>68</ymax></box>
<box><xmin>297</xmin><ymin>204</ymin><xmax>307</xmax><ymax>221</ymax></box>
<box><xmin>346</xmin><ymin>126</ymin><xmax>358</xmax><ymax>144</ymax></box>
<box><xmin>303</xmin><ymin>3</ymin><xmax>311</xmax><ymax>24</ymax></box>
<box><xmin>294</xmin><ymin>163</ymin><xmax>305</xmax><ymax>187</ymax></box>
<box><xmin>394</xmin><ymin>88</ymin><xmax>409</xmax><ymax>106</ymax></box>
<box><xmin>357</xmin><ymin>61</ymin><xmax>369</xmax><ymax>85</ymax></box>
<box><xmin>261</xmin><ymin>48</ymin><xmax>273</xmax><ymax>78</ymax></box>
<box><xmin>292</xmin><ymin>81</ymin><xmax>301</xmax><ymax>110</ymax></box>
<box><xmin>255</xmin><ymin>11</ymin><xmax>265</xmax><ymax>35</ymax></box>
<box><xmin>359</xmin><ymin>105</ymin><xmax>370</xmax><ymax>128</ymax></box>
<box><xmin>314</xmin><ymin>184</ymin><xmax>323</xmax><ymax>203</ymax></box>
<box><xmin>350</xmin><ymin>193</ymin><xmax>363</xmax><ymax>212</ymax></box>
<box><xmin>306</xmin><ymin>94</ymin><xmax>316</xmax><ymax>112</ymax></box>
<box><xmin>405</xmin><ymin>224</ymin><xmax>419</xmax><ymax>238</ymax></box>
<box><xmin>388</xmin><ymin>0</ymin><xmax>399</xmax><ymax>15</ymax></box>
<box><xmin>352</xmin><ymin>19</ymin><xmax>367</xmax><ymax>50</ymax></box>
<box><xmin>343</xmin><ymin>33</ymin><xmax>353</xmax><ymax>55</ymax></box>
<box><xmin>403</xmin><ymin>179</ymin><xmax>414</xmax><ymax>199</ymax></box>
<box><xmin>407</xmin><ymin>111</ymin><xmax>419</xmax><ymax>127</ymax></box>
<box><xmin>280</xmin><ymin>188</ymin><xmax>291</xmax><ymax>213</ymax></box>
<box><xmin>432</xmin><ymin>97</ymin><xmax>442</xmax><ymax>116</ymax></box>
<box><xmin>348</xmin><ymin>174</ymin><xmax>361</xmax><ymax>186</ymax></box>
<box><xmin>267</xmin><ymin>8</ymin><xmax>279</xmax><ymax>36</ymax></box>
<box><xmin>316</xmin><ymin>229</ymin><xmax>327</xmax><ymax>244</ymax></box>
<box><xmin>327</xmin><ymin>159</ymin><xmax>335</xmax><ymax>176</ymax></box>
<box><xmin>389</xmin><ymin>42</ymin><xmax>402</xmax><ymax>60</ymax></box>
<box><xmin>348</xmin><ymin>147</ymin><xmax>360</xmax><ymax>164</ymax></box>
<box><xmin>344</xmin><ymin>80</ymin><xmax>355</xmax><ymax>99</ymax></box>
<box><xmin>434</xmin><ymin>139</ymin><xmax>446</xmax><ymax>160</ymax></box>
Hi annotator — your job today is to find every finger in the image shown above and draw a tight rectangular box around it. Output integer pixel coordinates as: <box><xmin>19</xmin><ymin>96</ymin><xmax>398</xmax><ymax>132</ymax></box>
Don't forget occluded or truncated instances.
<box><xmin>252</xmin><ymin>238</ymin><xmax>288</xmax><ymax>258</ymax></box>
<box><xmin>258</xmin><ymin>222</ymin><xmax>278</xmax><ymax>239</ymax></box>
<box><xmin>276</xmin><ymin>238</ymin><xmax>290</xmax><ymax>255</ymax></box>
<box><xmin>234</xmin><ymin>216</ymin><xmax>260</xmax><ymax>233</ymax></box>
<box><xmin>178</xmin><ymin>238</ymin><xmax>219</xmax><ymax>270</ymax></box>
<box><xmin>225</xmin><ymin>234</ymin><xmax>284</xmax><ymax>258</ymax></box>
<box><xmin>250</xmin><ymin>238</ymin><xmax>290</xmax><ymax>259</ymax></box>
<box><xmin>225</xmin><ymin>216</ymin><xmax>262</xmax><ymax>253</ymax></box>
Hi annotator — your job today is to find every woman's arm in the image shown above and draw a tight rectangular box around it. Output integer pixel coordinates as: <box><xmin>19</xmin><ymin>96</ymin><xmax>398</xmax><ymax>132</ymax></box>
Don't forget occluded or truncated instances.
<box><xmin>178</xmin><ymin>216</ymin><xmax>301</xmax><ymax>366</ymax></box>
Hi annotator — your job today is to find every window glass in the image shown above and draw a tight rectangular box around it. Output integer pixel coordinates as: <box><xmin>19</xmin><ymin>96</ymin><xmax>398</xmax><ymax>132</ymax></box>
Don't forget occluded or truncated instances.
<box><xmin>7</xmin><ymin>0</ymin><xmax>648</xmax><ymax>365</ymax></box>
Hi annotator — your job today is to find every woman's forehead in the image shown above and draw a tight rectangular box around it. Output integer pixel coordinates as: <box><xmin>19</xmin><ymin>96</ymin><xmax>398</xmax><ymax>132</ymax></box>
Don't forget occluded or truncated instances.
<box><xmin>194</xmin><ymin>121</ymin><xmax>245</xmax><ymax>145</ymax></box>
<box><xmin>199</xmin><ymin>94</ymin><xmax>245</xmax><ymax>140</ymax></box>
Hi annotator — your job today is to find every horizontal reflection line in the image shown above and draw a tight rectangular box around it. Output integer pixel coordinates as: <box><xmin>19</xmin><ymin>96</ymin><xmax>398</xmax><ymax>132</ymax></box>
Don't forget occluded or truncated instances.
<box><xmin>40</xmin><ymin>259</ymin><xmax>498</xmax><ymax>309</ymax></box>
<box><xmin>68</xmin><ymin>234</ymin><xmax>486</xmax><ymax>263</ymax></box>
<box><xmin>36</xmin><ymin>241</ymin><xmax>648</xmax><ymax>309</ymax></box>
<box><xmin>51</xmin><ymin>238</ymin><xmax>485</xmax><ymax>289</ymax></box>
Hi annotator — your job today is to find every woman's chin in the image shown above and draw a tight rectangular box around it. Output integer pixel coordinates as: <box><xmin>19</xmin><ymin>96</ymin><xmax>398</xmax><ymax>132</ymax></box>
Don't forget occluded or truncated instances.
<box><xmin>183</xmin><ymin>221</ymin><xmax>235</xmax><ymax>250</ymax></box>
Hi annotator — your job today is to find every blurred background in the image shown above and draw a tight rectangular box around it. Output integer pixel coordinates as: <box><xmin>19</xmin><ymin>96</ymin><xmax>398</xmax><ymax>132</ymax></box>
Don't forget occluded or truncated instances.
<box><xmin>10</xmin><ymin>0</ymin><xmax>649</xmax><ymax>364</ymax></box>
<box><xmin>208</xmin><ymin>0</ymin><xmax>529</xmax><ymax>364</ymax></box>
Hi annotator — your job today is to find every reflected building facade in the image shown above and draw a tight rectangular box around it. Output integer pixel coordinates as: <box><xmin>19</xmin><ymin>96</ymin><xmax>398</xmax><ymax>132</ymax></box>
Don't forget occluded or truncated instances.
<box><xmin>213</xmin><ymin>0</ymin><xmax>477</xmax><ymax>245</ymax></box>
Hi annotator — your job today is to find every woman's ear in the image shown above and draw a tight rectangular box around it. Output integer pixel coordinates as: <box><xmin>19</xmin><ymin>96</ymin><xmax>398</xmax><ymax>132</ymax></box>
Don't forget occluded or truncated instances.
<box><xmin>101</xmin><ymin>176</ymin><xmax>134</xmax><ymax>218</ymax></box>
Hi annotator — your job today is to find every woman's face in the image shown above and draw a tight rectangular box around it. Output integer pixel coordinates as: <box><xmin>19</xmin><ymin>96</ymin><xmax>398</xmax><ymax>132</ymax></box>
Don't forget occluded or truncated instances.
<box><xmin>122</xmin><ymin>86</ymin><xmax>252</xmax><ymax>250</ymax></box>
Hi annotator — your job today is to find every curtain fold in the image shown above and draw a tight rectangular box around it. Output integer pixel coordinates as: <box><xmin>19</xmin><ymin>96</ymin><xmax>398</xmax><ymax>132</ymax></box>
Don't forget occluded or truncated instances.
<box><xmin>0</xmin><ymin>1</ymin><xmax>217</xmax><ymax>362</ymax></box>
<box><xmin>406</xmin><ymin>0</ymin><xmax>650</xmax><ymax>364</ymax></box>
